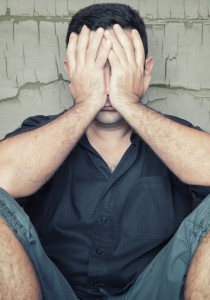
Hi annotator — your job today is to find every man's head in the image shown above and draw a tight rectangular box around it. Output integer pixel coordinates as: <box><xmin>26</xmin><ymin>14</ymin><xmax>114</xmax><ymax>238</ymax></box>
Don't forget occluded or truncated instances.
<box><xmin>66</xmin><ymin>3</ymin><xmax>148</xmax><ymax>59</ymax></box>
<box><xmin>64</xmin><ymin>4</ymin><xmax>153</xmax><ymax>128</ymax></box>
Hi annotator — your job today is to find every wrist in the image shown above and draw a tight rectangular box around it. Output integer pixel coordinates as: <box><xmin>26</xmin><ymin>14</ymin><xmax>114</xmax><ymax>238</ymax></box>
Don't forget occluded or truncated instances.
<box><xmin>114</xmin><ymin>100</ymin><xmax>144</xmax><ymax>116</ymax></box>
<box><xmin>73</xmin><ymin>96</ymin><xmax>105</xmax><ymax>116</ymax></box>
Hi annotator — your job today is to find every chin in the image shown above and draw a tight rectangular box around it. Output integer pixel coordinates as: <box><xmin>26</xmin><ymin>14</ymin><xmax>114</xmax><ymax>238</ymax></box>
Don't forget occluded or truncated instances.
<box><xmin>95</xmin><ymin>111</ymin><xmax>123</xmax><ymax>126</ymax></box>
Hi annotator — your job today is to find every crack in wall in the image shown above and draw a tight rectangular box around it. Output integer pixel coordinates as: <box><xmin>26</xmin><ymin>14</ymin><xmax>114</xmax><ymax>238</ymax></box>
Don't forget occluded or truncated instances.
<box><xmin>148</xmin><ymin>97</ymin><xmax>168</xmax><ymax>104</ymax></box>
<box><xmin>34</xmin><ymin>69</ymin><xmax>37</xmax><ymax>82</ymax></box>
<box><xmin>55</xmin><ymin>56</ymin><xmax>60</xmax><ymax>77</ymax></box>
<box><xmin>149</xmin><ymin>85</ymin><xmax>210</xmax><ymax>95</ymax></box>
<box><xmin>4</xmin><ymin>51</ymin><xmax>8</xmax><ymax>79</ymax></box>
<box><xmin>0</xmin><ymin>11</ymin><xmax>209</xmax><ymax>24</ymax></box>
<box><xmin>201</xmin><ymin>22</ymin><xmax>204</xmax><ymax>46</ymax></box>
<box><xmin>23</xmin><ymin>44</ymin><xmax>25</xmax><ymax>68</ymax></box>
<box><xmin>0</xmin><ymin>77</ymin><xmax>70</xmax><ymax>103</ymax></box>
<box><xmin>0</xmin><ymin>1</ymin><xmax>209</xmax><ymax>135</ymax></box>
<box><xmin>37</xmin><ymin>21</ymin><xmax>40</xmax><ymax>47</ymax></box>
<box><xmin>12</xmin><ymin>21</ymin><xmax>14</xmax><ymax>43</ymax></box>
<box><xmin>33</xmin><ymin>0</ymin><xmax>35</xmax><ymax>17</ymax></box>
<box><xmin>1</xmin><ymin>82</ymin><xmax>209</xmax><ymax>105</ymax></box>
<box><xmin>54</xmin><ymin>23</ymin><xmax>61</xmax><ymax>57</ymax></box>
<box><xmin>183</xmin><ymin>0</ymin><xmax>186</xmax><ymax>18</ymax></box>
<box><xmin>164</xmin><ymin>57</ymin><xmax>168</xmax><ymax>82</ymax></box>
<box><xmin>39</xmin><ymin>87</ymin><xmax>43</xmax><ymax>102</ymax></box>
<box><xmin>0</xmin><ymin>14</ymin><xmax>75</xmax><ymax>23</ymax></box>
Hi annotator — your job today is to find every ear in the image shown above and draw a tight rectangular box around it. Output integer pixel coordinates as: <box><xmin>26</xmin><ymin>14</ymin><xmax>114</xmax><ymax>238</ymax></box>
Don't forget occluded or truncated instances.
<box><xmin>63</xmin><ymin>59</ymin><xmax>70</xmax><ymax>78</ymax></box>
<box><xmin>143</xmin><ymin>56</ymin><xmax>153</xmax><ymax>95</ymax></box>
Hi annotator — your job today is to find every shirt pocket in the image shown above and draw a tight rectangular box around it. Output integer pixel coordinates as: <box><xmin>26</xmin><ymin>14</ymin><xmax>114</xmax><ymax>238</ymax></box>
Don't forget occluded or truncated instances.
<box><xmin>122</xmin><ymin>176</ymin><xmax>175</xmax><ymax>240</ymax></box>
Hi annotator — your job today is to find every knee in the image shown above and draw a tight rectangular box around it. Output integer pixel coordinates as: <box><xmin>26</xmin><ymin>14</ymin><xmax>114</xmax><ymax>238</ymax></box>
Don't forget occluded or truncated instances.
<box><xmin>184</xmin><ymin>230</ymin><xmax>210</xmax><ymax>300</ymax></box>
<box><xmin>0</xmin><ymin>216</ymin><xmax>41</xmax><ymax>299</ymax></box>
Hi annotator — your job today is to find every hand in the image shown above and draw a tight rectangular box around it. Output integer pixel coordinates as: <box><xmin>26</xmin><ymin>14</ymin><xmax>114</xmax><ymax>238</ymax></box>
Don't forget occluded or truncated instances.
<box><xmin>104</xmin><ymin>24</ymin><xmax>151</xmax><ymax>112</ymax></box>
<box><xmin>66</xmin><ymin>25</ymin><xmax>112</xmax><ymax>112</ymax></box>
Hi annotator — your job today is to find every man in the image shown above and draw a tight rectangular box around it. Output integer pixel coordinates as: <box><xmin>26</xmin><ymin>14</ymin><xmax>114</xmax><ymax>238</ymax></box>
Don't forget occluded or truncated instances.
<box><xmin>0</xmin><ymin>3</ymin><xmax>210</xmax><ymax>300</ymax></box>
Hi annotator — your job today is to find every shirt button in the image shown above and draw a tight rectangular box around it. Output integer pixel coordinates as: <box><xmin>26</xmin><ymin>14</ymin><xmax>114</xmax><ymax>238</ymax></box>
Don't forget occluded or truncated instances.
<box><xmin>96</xmin><ymin>248</ymin><xmax>102</xmax><ymax>255</ymax></box>
<box><xmin>93</xmin><ymin>282</ymin><xmax>99</xmax><ymax>287</ymax></box>
<box><xmin>101</xmin><ymin>217</ymin><xmax>107</xmax><ymax>223</ymax></box>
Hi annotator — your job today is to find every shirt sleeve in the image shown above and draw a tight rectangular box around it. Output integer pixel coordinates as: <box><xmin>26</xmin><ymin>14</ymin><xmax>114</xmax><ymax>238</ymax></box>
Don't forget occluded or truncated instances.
<box><xmin>164</xmin><ymin>114</ymin><xmax>210</xmax><ymax>203</ymax></box>
<box><xmin>3</xmin><ymin>110</ymin><xmax>66</xmax><ymax>140</ymax></box>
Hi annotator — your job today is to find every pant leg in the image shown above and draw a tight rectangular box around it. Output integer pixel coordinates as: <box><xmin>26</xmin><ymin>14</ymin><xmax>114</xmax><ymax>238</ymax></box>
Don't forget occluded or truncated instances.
<box><xmin>0</xmin><ymin>188</ymin><xmax>79</xmax><ymax>300</ymax></box>
<box><xmin>119</xmin><ymin>194</ymin><xmax>210</xmax><ymax>300</ymax></box>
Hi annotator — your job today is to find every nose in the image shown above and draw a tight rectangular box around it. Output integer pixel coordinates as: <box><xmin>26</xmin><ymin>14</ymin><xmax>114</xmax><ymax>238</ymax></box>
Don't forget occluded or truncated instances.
<box><xmin>104</xmin><ymin>61</ymin><xmax>111</xmax><ymax>95</ymax></box>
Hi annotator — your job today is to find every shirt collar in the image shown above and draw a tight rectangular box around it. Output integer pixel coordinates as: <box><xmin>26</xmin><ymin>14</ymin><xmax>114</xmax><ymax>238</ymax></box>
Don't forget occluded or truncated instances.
<box><xmin>130</xmin><ymin>131</ymin><xmax>141</xmax><ymax>148</ymax></box>
<box><xmin>79</xmin><ymin>131</ymin><xmax>141</xmax><ymax>150</ymax></box>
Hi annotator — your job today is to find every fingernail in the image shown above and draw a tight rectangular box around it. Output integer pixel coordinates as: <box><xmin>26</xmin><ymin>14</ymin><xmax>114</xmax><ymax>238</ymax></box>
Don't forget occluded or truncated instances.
<box><xmin>132</xmin><ymin>29</ymin><xmax>138</xmax><ymax>34</ymax></box>
<box><xmin>97</xmin><ymin>27</ymin><xmax>103</xmax><ymax>34</ymax></box>
<box><xmin>104</xmin><ymin>30</ymin><xmax>110</xmax><ymax>36</ymax></box>
<box><xmin>83</xmin><ymin>24</ymin><xmax>87</xmax><ymax>30</ymax></box>
<box><xmin>70</xmin><ymin>32</ymin><xmax>76</xmax><ymax>38</ymax></box>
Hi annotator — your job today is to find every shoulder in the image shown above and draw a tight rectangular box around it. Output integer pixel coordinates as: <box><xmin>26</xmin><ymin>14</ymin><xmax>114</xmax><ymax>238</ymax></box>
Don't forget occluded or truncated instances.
<box><xmin>164</xmin><ymin>114</ymin><xmax>201</xmax><ymax>130</ymax></box>
<box><xmin>3</xmin><ymin>110</ymin><xmax>67</xmax><ymax>140</ymax></box>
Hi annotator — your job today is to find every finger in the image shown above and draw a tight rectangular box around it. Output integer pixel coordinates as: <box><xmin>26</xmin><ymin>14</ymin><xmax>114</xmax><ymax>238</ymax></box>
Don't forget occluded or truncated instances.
<box><xmin>131</xmin><ymin>29</ymin><xmax>145</xmax><ymax>67</ymax></box>
<box><xmin>96</xmin><ymin>38</ymin><xmax>112</xmax><ymax>68</ymax></box>
<box><xmin>88</xmin><ymin>30</ymin><xmax>95</xmax><ymax>47</ymax></box>
<box><xmin>67</xmin><ymin>32</ymin><xmax>78</xmax><ymax>78</ymax></box>
<box><xmin>76</xmin><ymin>25</ymin><xmax>90</xmax><ymax>67</ymax></box>
<box><xmin>113</xmin><ymin>24</ymin><xmax>136</xmax><ymax>65</ymax></box>
<box><xmin>104</xmin><ymin>30</ymin><xmax>128</xmax><ymax>66</ymax></box>
<box><xmin>86</xmin><ymin>27</ymin><xmax>105</xmax><ymax>63</ymax></box>
<box><xmin>108</xmin><ymin>49</ymin><xmax>120</xmax><ymax>69</ymax></box>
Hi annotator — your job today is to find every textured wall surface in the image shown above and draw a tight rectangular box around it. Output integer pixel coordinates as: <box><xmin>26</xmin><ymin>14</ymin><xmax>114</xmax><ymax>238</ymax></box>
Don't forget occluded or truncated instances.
<box><xmin>0</xmin><ymin>0</ymin><xmax>210</xmax><ymax>139</ymax></box>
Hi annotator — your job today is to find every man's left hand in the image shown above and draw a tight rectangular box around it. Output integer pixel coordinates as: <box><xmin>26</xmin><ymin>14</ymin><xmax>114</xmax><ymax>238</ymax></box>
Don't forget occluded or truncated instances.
<box><xmin>104</xmin><ymin>24</ymin><xmax>151</xmax><ymax>113</ymax></box>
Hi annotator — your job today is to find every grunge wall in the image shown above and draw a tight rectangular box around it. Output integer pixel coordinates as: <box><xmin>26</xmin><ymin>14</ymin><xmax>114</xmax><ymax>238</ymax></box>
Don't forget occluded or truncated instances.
<box><xmin>0</xmin><ymin>0</ymin><xmax>210</xmax><ymax>139</ymax></box>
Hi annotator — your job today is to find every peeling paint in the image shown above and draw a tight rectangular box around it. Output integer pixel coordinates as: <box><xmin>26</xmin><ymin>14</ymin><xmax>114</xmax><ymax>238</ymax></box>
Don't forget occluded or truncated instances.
<box><xmin>0</xmin><ymin>78</ymin><xmax>69</xmax><ymax>103</ymax></box>
<box><xmin>4</xmin><ymin>51</ymin><xmax>8</xmax><ymax>79</ymax></box>
<box><xmin>0</xmin><ymin>0</ymin><xmax>210</xmax><ymax>138</ymax></box>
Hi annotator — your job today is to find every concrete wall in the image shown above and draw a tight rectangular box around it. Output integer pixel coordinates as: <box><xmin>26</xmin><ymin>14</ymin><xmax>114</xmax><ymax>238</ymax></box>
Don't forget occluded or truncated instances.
<box><xmin>0</xmin><ymin>0</ymin><xmax>210</xmax><ymax>139</ymax></box>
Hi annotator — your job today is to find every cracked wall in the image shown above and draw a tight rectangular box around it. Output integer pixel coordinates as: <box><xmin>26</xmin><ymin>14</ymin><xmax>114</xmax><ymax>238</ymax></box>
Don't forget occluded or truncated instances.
<box><xmin>0</xmin><ymin>0</ymin><xmax>210</xmax><ymax>139</ymax></box>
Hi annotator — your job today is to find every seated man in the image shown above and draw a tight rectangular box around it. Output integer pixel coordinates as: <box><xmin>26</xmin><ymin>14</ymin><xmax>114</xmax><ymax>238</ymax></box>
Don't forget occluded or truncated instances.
<box><xmin>0</xmin><ymin>3</ymin><xmax>210</xmax><ymax>300</ymax></box>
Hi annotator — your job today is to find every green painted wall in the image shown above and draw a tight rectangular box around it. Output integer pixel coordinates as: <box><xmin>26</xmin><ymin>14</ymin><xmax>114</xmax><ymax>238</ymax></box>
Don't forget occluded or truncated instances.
<box><xmin>0</xmin><ymin>0</ymin><xmax>210</xmax><ymax>138</ymax></box>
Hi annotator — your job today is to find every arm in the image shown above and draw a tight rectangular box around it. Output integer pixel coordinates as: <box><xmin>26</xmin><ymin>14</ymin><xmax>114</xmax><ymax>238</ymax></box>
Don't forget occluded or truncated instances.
<box><xmin>117</xmin><ymin>103</ymin><xmax>210</xmax><ymax>186</ymax></box>
<box><xmin>0</xmin><ymin>26</ymin><xmax>112</xmax><ymax>198</ymax></box>
<box><xmin>0</xmin><ymin>104</ymin><xmax>97</xmax><ymax>198</ymax></box>
<box><xmin>106</xmin><ymin>24</ymin><xmax>210</xmax><ymax>186</ymax></box>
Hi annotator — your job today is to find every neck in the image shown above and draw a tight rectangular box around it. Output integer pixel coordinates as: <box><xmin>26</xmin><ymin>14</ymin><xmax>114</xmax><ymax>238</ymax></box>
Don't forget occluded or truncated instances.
<box><xmin>86</xmin><ymin>120</ymin><xmax>132</xmax><ymax>173</ymax></box>
<box><xmin>86</xmin><ymin>120</ymin><xmax>132</xmax><ymax>147</ymax></box>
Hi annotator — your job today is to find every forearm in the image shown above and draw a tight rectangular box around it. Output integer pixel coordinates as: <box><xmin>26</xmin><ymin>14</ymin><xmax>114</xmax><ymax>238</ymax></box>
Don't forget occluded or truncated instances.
<box><xmin>119</xmin><ymin>102</ymin><xmax>210</xmax><ymax>185</ymax></box>
<box><xmin>0</xmin><ymin>102</ymin><xmax>97</xmax><ymax>198</ymax></box>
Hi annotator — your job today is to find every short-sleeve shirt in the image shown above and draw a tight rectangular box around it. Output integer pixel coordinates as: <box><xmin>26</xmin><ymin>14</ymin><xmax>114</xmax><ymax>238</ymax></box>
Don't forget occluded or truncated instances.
<box><xmin>4</xmin><ymin>112</ymin><xmax>210</xmax><ymax>299</ymax></box>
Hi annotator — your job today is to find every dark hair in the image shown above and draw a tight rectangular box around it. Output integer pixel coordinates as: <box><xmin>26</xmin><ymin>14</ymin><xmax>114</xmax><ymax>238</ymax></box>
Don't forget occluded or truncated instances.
<box><xmin>66</xmin><ymin>3</ymin><xmax>148</xmax><ymax>58</ymax></box>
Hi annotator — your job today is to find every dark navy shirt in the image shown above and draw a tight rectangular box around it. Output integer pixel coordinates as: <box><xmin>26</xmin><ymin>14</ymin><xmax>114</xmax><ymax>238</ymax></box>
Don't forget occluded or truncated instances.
<box><xmin>5</xmin><ymin>112</ymin><xmax>210</xmax><ymax>299</ymax></box>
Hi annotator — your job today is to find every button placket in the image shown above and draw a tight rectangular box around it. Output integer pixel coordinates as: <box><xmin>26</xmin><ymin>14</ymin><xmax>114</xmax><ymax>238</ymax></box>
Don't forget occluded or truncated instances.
<box><xmin>101</xmin><ymin>216</ymin><xmax>108</xmax><ymax>223</ymax></box>
<box><xmin>96</xmin><ymin>248</ymin><xmax>102</xmax><ymax>255</ymax></box>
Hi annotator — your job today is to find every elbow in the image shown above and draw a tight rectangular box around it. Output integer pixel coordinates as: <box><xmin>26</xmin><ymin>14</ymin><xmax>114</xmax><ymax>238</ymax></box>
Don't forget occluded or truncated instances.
<box><xmin>179</xmin><ymin>168</ymin><xmax>210</xmax><ymax>187</ymax></box>
<box><xmin>0</xmin><ymin>170</ymin><xmax>14</xmax><ymax>198</ymax></box>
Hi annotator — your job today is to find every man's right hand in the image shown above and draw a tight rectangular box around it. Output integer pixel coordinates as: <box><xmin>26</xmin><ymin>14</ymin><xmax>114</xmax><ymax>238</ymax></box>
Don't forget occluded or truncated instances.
<box><xmin>66</xmin><ymin>25</ymin><xmax>112</xmax><ymax>113</ymax></box>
